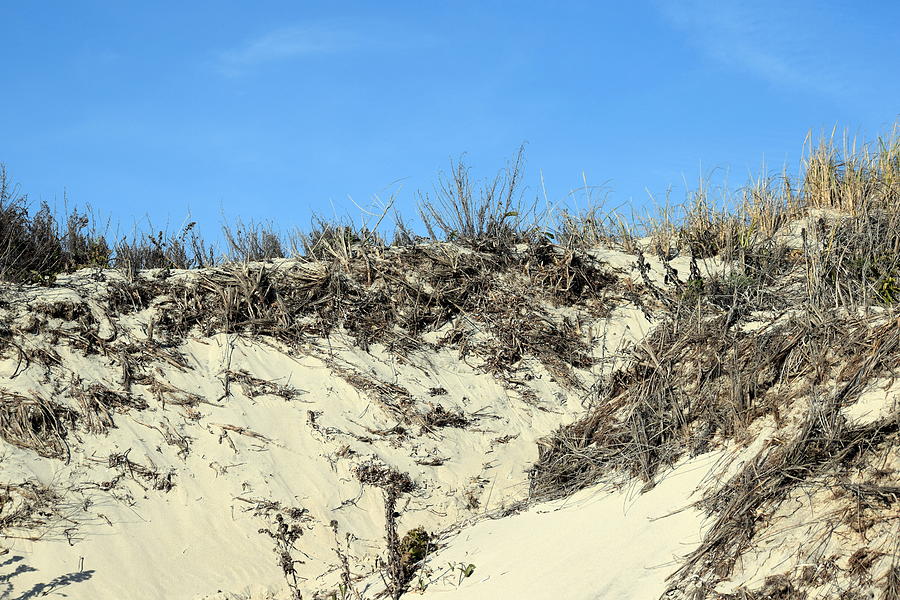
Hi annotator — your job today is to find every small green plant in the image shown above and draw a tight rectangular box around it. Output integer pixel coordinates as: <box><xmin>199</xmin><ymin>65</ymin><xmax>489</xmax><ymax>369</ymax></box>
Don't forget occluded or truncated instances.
<box><xmin>399</xmin><ymin>527</ymin><xmax>434</xmax><ymax>575</ymax></box>
<box><xmin>877</xmin><ymin>274</ymin><xmax>900</xmax><ymax>303</ymax></box>
<box><xmin>82</xmin><ymin>237</ymin><xmax>112</xmax><ymax>268</ymax></box>
<box><xmin>325</xmin><ymin>583</ymin><xmax>350</xmax><ymax>600</ymax></box>
<box><xmin>450</xmin><ymin>562</ymin><xmax>476</xmax><ymax>586</ymax></box>
<box><xmin>24</xmin><ymin>269</ymin><xmax>57</xmax><ymax>286</ymax></box>
<box><xmin>721</xmin><ymin>272</ymin><xmax>757</xmax><ymax>292</ymax></box>
<box><xmin>834</xmin><ymin>248</ymin><xmax>900</xmax><ymax>305</ymax></box>
<box><xmin>866</xmin><ymin>254</ymin><xmax>900</xmax><ymax>304</ymax></box>
<box><xmin>679</xmin><ymin>277</ymin><xmax>706</xmax><ymax>305</ymax></box>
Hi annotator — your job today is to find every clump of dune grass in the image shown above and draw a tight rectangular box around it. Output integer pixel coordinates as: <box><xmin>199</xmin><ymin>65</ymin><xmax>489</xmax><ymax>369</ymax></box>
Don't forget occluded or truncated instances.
<box><xmin>418</xmin><ymin>145</ymin><xmax>545</xmax><ymax>249</ymax></box>
<box><xmin>803</xmin><ymin>127</ymin><xmax>900</xmax><ymax>213</ymax></box>
<box><xmin>113</xmin><ymin>221</ymin><xmax>216</xmax><ymax>276</ymax></box>
<box><xmin>0</xmin><ymin>166</ymin><xmax>111</xmax><ymax>283</ymax></box>
<box><xmin>121</xmin><ymin>238</ymin><xmax>606</xmax><ymax>386</ymax></box>
<box><xmin>222</xmin><ymin>218</ymin><xmax>286</xmax><ymax>262</ymax></box>
<box><xmin>885</xmin><ymin>563</ymin><xmax>900</xmax><ymax>600</ymax></box>
<box><xmin>0</xmin><ymin>479</ymin><xmax>73</xmax><ymax>541</ymax></box>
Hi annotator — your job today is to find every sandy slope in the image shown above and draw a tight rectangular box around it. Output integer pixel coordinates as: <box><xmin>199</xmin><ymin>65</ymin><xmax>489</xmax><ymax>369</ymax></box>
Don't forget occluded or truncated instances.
<box><xmin>411</xmin><ymin>452</ymin><xmax>723</xmax><ymax>600</ymax></box>
<box><xmin>5</xmin><ymin>237</ymin><xmax>894</xmax><ymax>600</ymax></box>
<box><xmin>0</xmin><ymin>333</ymin><xmax>587</xmax><ymax>598</ymax></box>
<box><xmin>0</xmin><ymin>244</ymin><xmax>676</xmax><ymax>599</ymax></box>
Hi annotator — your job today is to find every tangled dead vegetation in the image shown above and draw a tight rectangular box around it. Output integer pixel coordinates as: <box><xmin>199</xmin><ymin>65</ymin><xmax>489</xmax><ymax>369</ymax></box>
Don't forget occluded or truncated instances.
<box><xmin>0</xmin><ymin>233</ymin><xmax>617</xmax><ymax>513</ymax></box>
<box><xmin>0</xmin><ymin>480</ymin><xmax>81</xmax><ymax>543</ymax></box>
<box><xmin>255</xmin><ymin>503</ymin><xmax>312</xmax><ymax>600</ymax></box>
<box><xmin>69</xmin><ymin>376</ymin><xmax>147</xmax><ymax>435</ymax></box>
<box><xmin>671</xmin><ymin>403</ymin><xmax>898</xmax><ymax>597</ymax></box>
<box><xmin>530</xmin><ymin>205</ymin><xmax>900</xmax><ymax>597</ymax></box>
<box><xmin>102</xmin><ymin>242</ymin><xmax>610</xmax><ymax>387</ymax></box>
<box><xmin>224</xmin><ymin>369</ymin><xmax>306</xmax><ymax>401</ymax></box>
<box><xmin>99</xmin><ymin>449</ymin><xmax>176</xmax><ymax>493</ymax></box>
<box><xmin>530</xmin><ymin>306</ymin><xmax>900</xmax><ymax>495</ymax></box>
<box><xmin>0</xmin><ymin>391</ymin><xmax>74</xmax><ymax>460</ymax></box>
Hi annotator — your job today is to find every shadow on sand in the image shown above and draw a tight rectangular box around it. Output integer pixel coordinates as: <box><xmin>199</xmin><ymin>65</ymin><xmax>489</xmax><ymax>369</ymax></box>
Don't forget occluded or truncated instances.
<box><xmin>0</xmin><ymin>554</ymin><xmax>94</xmax><ymax>599</ymax></box>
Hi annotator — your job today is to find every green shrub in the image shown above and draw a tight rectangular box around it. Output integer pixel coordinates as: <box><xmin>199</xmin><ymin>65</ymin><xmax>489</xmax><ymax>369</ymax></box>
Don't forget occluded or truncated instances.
<box><xmin>399</xmin><ymin>527</ymin><xmax>434</xmax><ymax>575</ymax></box>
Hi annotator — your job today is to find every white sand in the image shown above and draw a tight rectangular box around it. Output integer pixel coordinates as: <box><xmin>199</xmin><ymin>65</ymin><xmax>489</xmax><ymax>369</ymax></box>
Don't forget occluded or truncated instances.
<box><xmin>410</xmin><ymin>452</ymin><xmax>723</xmax><ymax>600</ymax></box>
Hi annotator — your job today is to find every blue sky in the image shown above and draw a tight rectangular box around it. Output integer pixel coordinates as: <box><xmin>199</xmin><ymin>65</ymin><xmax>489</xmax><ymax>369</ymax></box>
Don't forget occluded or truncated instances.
<box><xmin>1</xmin><ymin>1</ymin><xmax>898</xmax><ymax>237</ymax></box>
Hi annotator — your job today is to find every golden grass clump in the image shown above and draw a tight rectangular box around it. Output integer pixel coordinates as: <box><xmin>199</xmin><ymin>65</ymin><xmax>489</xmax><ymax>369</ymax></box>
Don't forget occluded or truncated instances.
<box><xmin>803</xmin><ymin>126</ymin><xmax>900</xmax><ymax>213</ymax></box>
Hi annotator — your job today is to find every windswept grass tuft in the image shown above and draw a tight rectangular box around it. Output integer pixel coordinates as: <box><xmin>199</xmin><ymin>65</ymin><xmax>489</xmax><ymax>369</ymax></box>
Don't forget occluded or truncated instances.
<box><xmin>803</xmin><ymin>126</ymin><xmax>900</xmax><ymax>213</ymax></box>
<box><xmin>114</xmin><ymin>221</ymin><xmax>215</xmax><ymax>276</ymax></box>
<box><xmin>418</xmin><ymin>146</ymin><xmax>542</xmax><ymax>249</ymax></box>
<box><xmin>222</xmin><ymin>218</ymin><xmax>286</xmax><ymax>262</ymax></box>
<box><xmin>0</xmin><ymin>166</ymin><xmax>111</xmax><ymax>283</ymax></box>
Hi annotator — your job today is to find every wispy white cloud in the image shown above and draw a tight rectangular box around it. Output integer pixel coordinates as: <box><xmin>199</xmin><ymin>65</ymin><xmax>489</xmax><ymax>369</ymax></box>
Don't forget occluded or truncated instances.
<box><xmin>218</xmin><ymin>23</ymin><xmax>363</xmax><ymax>75</ymax></box>
<box><xmin>656</xmin><ymin>0</ymin><xmax>851</xmax><ymax>100</ymax></box>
